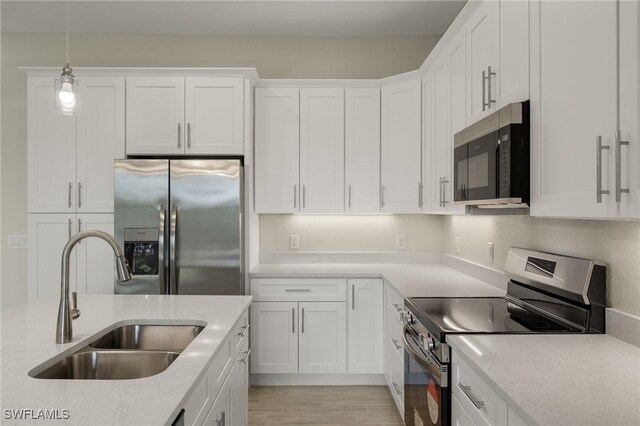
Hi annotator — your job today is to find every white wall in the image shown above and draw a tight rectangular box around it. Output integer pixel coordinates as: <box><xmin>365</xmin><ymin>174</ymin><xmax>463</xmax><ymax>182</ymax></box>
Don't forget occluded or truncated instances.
<box><xmin>0</xmin><ymin>33</ymin><xmax>439</xmax><ymax>309</ymax></box>
<box><xmin>260</xmin><ymin>215</ymin><xmax>443</xmax><ymax>252</ymax></box>
<box><xmin>441</xmin><ymin>215</ymin><xmax>640</xmax><ymax>316</ymax></box>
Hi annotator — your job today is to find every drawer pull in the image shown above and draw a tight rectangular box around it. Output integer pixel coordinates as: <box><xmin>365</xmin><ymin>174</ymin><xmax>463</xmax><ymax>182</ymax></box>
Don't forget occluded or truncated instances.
<box><xmin>285</xmin><ymin>289</ymin><xmax>311</xmax><ymax>292</ymax></box>
<box><xmin>240</xmin><ymin>349</ymin><xmax>251</xmax><ymax>364</ymax></box>
<box><xmin>391</xmin><ymin>339</ymin><xmax>402</xmax><ymax>351</ymax></box>
<box><xmin>392</xmin><ymin>382</ymin><xmax>403</xmax><ymax>396</ymax></box>
<box><xmin>392</xmin><ymin>303</ymin><xmax>401</xmax><ymax>312</ymax></box>
<box><xmin>458</xmin><ymin>383</ymin><xmax>485</xmax><ymax>409</ymax></box>
<box><xmin>237</xmin><ymin>325</ymin><xmax>249</xmax><ymax>338</ymax></box>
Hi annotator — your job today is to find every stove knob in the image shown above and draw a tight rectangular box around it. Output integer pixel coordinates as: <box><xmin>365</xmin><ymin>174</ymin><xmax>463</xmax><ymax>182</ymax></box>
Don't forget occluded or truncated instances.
<box><xmin>426</xmin><ymin>337</ymin><xmax>437</xmax><ymax>351</ymax></box>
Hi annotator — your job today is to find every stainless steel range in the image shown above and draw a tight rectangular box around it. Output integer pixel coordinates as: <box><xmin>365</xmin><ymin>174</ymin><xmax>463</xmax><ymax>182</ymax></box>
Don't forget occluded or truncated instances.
<box><xmin>401</xmin><ymin>247</ymin><xmax>606</xmax><ymax>426</ymax></box>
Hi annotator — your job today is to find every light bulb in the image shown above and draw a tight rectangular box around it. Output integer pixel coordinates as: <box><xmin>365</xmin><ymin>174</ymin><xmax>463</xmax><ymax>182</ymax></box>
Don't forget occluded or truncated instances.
<box><xmin>58</xmin><ymin>82</ymin><xmax>76</xmax><ymax>109</ymax></box>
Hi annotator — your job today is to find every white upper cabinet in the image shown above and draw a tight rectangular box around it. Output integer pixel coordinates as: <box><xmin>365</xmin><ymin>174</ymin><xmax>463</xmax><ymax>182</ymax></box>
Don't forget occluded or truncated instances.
<box><xmin>127</xmin><ymin>76</ymin><xmax>244</xmax><ymax>156</ymax></box>
<box><xmin>465</xmin><ymin>0</ymin><xmax>500</xmax><ymax>125</ymax></box>
<box><xmin>28</xmin><ymin>76</ymin><xmax>124</xmax><ymax>214</ymax></box>
<box><xmin>421</xmin><ymin>74</ymin><xmax>434</xmax><ymax>213</ymax></box>
<box><xmin>76</xmin><ymin>77</ymin><xmax>125</xmax><ymax>213</ymax></box>
<box><xmin>299</xmin><ymin>88</ymin><xmax>345</xmax><ymax>213</ymax></box>
<box><xmin>499</xmin><ymin>0</ymin><xmax>530</xmax><ymax>106</ymax></box>
<box><xmin>345</xmin><ymin>88</ymin><xmax>381</xmax><ymax>213</ymax></box>
<box><xmin>184</xmin><ymin>77</ymin><xmax>244</xmax><ymax>155</ymax></box>
<box><xmin>126</xmin><ymin>77</ymin><xmax>185</xmax><ymax>155</ymax></box>
<box><xmin>530</xmin><ymin>0</ymin><xmax>618</xmax><ymax>218</ymax></box>
<box><xmin>254</xmin><ymin>88</ymin><xmax>300</xmax><ymax>213</ymax></box>
<box><xmin>381</xmin><ymin>79</ymin><xmax>422</xmax><ymax>213</ymax></box>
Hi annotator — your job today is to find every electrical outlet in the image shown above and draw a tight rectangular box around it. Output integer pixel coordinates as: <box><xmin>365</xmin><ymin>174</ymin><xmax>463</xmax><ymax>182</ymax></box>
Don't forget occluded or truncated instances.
<box><xmin>7</xmin><ymin>235</ymin><xmax>28</xmax><ymax>249</ymax></box>
<box><xmin>290</xmin><ymin>235</ymin><xmax>300</xmax><ymax>250</ymax></box>
<box><xmin>396</xmin><ymin>234</ymin><xmax>406</xmax><ymax>250</ymax></box>
<box><xmin>488</xmin><ymin>242</ymin><xmax>494</xmax><ymax>263</ymax></box>
<box><xmin>455</xmin><ymin>237</ymin><xmax>460</xmax><ymax>255</ymax></box>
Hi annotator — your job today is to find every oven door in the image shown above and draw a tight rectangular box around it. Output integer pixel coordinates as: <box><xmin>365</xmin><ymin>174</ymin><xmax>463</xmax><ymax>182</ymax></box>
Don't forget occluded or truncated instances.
<box><xmin>454</xmin><ymin>131</ymin><xmax>499</xmax><ymax>203</ymax></box>
<box><xmin>403</xmin><ymin>327</ymin><xmax>450</xmax><ymax>426</ymax></box>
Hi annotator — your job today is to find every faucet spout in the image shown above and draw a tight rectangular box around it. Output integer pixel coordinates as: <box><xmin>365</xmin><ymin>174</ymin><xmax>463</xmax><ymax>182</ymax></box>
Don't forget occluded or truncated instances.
<box><xmin>56</xmin><ymin>230</ymin><xmax>131</xmax><ymax>344</ymax></box>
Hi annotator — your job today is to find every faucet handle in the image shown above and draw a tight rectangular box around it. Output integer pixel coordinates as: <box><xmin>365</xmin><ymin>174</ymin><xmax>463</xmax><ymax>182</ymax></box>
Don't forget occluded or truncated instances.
<box><xmin>71</xmin><ymin>291</ymin><xmax>81</xmax><ymax>320</ymax></box>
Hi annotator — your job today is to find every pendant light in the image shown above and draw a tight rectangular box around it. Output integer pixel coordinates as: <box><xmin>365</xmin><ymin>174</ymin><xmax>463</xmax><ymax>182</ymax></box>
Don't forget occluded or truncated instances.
<box><xmin>55</xmin><ymin>0</ymin><xmax>79</xmax><ymax>115</ymax></box>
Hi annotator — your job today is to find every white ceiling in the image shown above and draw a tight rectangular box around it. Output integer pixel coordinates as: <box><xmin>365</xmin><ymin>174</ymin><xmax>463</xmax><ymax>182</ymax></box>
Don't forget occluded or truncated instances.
<box><xmin>1</xmin><ymin>1</ymin><xmax>467</xmax><ymax>37</ymax></box>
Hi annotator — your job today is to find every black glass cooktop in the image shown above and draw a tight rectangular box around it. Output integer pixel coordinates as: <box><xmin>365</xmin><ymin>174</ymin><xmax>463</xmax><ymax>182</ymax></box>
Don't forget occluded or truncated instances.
<box><xmin>406</xmin><ymin>297</ymin><xmax>580</xmax><ymax>339</ymax></box>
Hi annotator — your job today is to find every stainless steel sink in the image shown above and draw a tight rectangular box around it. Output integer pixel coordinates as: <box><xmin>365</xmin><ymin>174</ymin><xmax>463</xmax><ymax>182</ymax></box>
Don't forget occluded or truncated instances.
<box><xmin>29</xmin><ymin>322</ymin><xmax>205</xmax><ymax>380</ymax></box>
<box><xmin>89</xmin><ymin>324</ymin><xmax>204</xmax><ymax>352</ymax></box>
<box><xmin>31</xmin><ymin>350</ymin><xmax>180</xmax><ymax>380</ymax></box>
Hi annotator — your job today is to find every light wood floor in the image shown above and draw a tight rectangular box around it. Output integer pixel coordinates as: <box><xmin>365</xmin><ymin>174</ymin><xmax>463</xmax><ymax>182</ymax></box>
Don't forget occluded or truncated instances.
<box><xmin>248</xmin><ymin>385</ymin><xmax>404</xmax><ymax>426</ymax></box>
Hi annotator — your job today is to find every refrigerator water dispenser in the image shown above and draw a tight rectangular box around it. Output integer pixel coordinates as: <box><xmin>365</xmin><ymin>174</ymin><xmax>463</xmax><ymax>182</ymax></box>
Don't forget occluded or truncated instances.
<box><xmin>124</xmin><ymin>229</ymin><xmax>159</xmax><ymax>276</ymax></box>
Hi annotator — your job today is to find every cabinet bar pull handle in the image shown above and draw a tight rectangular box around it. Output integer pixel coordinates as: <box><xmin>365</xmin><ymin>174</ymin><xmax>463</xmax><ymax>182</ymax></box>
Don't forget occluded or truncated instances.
<box><xmin>177</xmin><ymin>123</ymin><xmax>182</xmax><ymax>148</ymax></box>
<box><xmin>302</xmin><ymin>184</ymin><xmax>306</xmax><ymax>208</ymax></box>
<box><xmin>77</xmin><ymin>218</ymin><xmax>82</xmax><ymax>244</ymax></box>
<box><xmin>216</xmin><ymin>411</ymin><xmax>226</xmax><ymax>426</ymax></box>
<box><xmin>380</xmin><ymin>184</ymin><xmax>385</xmax><ymax>208</ymax></box>
<box><xmin>392</xmin><ymin>339</ymin><xmax>402</xmax><ymax>351</ymax></box>
<box><xmin>301</xmin><ymin>307</ymin><xmax>305</xmax><ymax>333</ymax></box>
<box><xmin>292</xmin><ymin>308</ymin><xmax>295</xmax><ymax>333</ymax></box>
<box><xmin>237</xmin><ymin>324</ymin><xmax>250</xmax><ymax>337</ymax></box>
<box><xmin>439</xmin><ymin>177</ymin><xmax>444</xmax><ymax>207</ymax></box>
<box><xmin>293</xmin><ymin>184</ymin><xmax>297</xmax><ymax>209</ymax></box>
<box><xmin>596</xmin><ymin>136</ymin><xmax>610</xmax><ymax>203</ymax></box>
<box><xmin>486</xmin><ymin>66</ymin><xmax>496</xmax><ymax>108</ymax></box>
<box><xmin>348</xmin><ymin>184</ymin><xmax>352</xmax><ymax>209</ymax></box>
<box><xmin>392</xmin><ymin>382</ymin><xmax>402</xmax><ymax>396</ymax></box>
<box><xmin>482</xmin><ymin>70</ymin><xmax>487</xmax><ymax>111</ymax></box>
<box><xmin>187</xmin><ymin>123</ymin><xmax>192</xmax><ymax>149</ymax></box>
<box><xmin>68</xmin><ymin>218</ymin><xmax>72</xmax><ymax>240</ymax></box>
<box><xmin>68</xmin><ymin>182</ymin><xmax>72</xmax><ymax>208</ymax></box>
<box><xmin>615</xmin><ymin>130</ymin><xmax>629</xmax><ymax>203</ymax></box>
<box><xmin>352</xmin><ymin>284</ymin><xmax>355</xmax><ymax>310</ymax></box>
<box><xmin>77</xmin><ymin>182</ymin><xmax>82</xmax><ymax>208</ymax></box>
<box><xmin>418</xmin><ymin>182</ymin><xmax>423</xmax><ymax>208</ymax></box>
<box><xmin>442</xmin><ymin>177</ymin><xmax>449</xmax><ymax>206</ymax></box>
<box><xmin>285</xmin><ymin>288</ymin><xmax>311</xmax><ymax>292</ymax></box>
<box><xmin>458</xmin><ymin>383</ymin><xmax>485</xmax><ymax>409</ymax></box>
<box><xmin>241</xmin><ymin>349</ymin><xmax>251</xmax><ymax>364</ymax></box>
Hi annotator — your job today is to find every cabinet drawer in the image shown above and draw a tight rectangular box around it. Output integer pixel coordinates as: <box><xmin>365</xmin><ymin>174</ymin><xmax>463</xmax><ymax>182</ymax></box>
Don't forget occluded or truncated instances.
<box><xmin>250</xmin><ymin>278</ymin><xmax>347</xmax><ymax>301</ymax></box>
<box><xmin>385</xmin><ymin>283</ymin><xmax>405</xmax><ymax>324</ymax></box>
<box><xmin>385</xmin><ymin>303</ymin><xmax>404</xmax><ymax>363</ymax></box>
<box><xmin>452</xmin><ymin>351</ymin><xmax>507</xmax><ymax>426</ymax></box>
<box><xmin>385</xmin><ymin>343</ymin><xmax>405</xmax><ymax>419</ymax></box>
<box><xmin>234</xmin><ymin>309</ymin><xmax>249</xmax><ymax>355</ymax></box>
<box><xmin>209</xmin><ymin>334</ymin><xmax>234</xmax><ymax>401</ymax></box>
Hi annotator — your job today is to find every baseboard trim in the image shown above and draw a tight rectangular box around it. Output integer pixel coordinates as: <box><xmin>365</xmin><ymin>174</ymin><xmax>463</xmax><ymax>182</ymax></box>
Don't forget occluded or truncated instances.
<box><xmin>250</xmin><ymin>373</ymin><xmax>386</xmax><ymax>386</ymax></box>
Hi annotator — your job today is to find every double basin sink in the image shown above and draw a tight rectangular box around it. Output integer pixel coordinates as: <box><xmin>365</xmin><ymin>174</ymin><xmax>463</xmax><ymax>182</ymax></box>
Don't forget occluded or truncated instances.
<box><xmin>29</xmin><ymin>323</ymin><xmax>204</xmax><ymax>380</ymax></box>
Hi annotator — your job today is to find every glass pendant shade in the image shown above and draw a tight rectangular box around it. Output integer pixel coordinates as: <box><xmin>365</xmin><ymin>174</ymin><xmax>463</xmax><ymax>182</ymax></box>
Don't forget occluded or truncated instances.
<box><xmin>55</xmin><ymin>63</ymin><xmax>80</xmax><ymax>115</ymax></box>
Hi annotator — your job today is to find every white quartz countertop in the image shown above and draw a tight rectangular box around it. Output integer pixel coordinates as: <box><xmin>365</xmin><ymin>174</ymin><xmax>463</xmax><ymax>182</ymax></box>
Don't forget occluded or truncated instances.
<box><xmin>447</xmin><ymin>334</ymin><xmax>640</xmax><ymax>426</ymax></box>
<box><xmin>250</xmin><ymin>263</ymin><xmax>505</xmax><ymax>298</ymax></box>
<box><xmin>1</xmin><ymin>294</ymin><xmax>252</xmax><ymax>425</ymax></box>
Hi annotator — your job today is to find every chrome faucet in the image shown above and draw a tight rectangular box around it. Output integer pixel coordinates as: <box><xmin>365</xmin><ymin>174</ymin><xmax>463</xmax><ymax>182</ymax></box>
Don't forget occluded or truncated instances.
<box><xmin>56</xmin><ymin>230</ymin><xmax>132</xmax><ymax>344</ymax></box>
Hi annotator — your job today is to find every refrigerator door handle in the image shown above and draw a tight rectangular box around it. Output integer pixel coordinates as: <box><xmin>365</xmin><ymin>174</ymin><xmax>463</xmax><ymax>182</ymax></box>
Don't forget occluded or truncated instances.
<box><xmin>159</xmin><ymin>203</ymin><xmax>167</xmax><ymax>294</ymax></box>
<box><xmin>169</xmin><ymin>204</ymin><xmax>178</xmax><ymax>294</ymax></box>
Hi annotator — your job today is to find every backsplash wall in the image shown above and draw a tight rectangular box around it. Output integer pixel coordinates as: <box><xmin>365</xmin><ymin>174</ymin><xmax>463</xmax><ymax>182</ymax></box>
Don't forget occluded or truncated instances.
<box><xmin>441</xmin><ymin>215</ymin><xmax>640</xmax><ymax>316</ymax></box>
<box><xmin>259</xmin><ymin>215</ymin><xmax>443</xmax><ymax>253</ymax></box>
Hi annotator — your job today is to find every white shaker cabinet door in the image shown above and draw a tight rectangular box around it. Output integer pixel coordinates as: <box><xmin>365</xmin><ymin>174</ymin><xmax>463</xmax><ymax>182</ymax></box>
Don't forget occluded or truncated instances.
<box><xmin>185</xmin><ymin>77</ymin><xmax>244</xmax><ymax>155</ymax></box>
<box><xmin>76</xmin><ymin>214</ymin><xmax>115</xmax><ymax>295</ymax></box>
<box><xmin>250</xmin><ymin>302</ymin><xmax>298</xmax><ymax>374</ymax></box>
<box><xmin>126</xmin><ymin>77</ymin><xmax>185</xmax><ymax>155</ymax></box>
<box><xmin>27</xmin><ymin>77</ymin><xmax>76</xmax><ymax>213</ymax></box>
<box><xmin>381</xmin><ymin>79</ymin><xmax>422</xmax><ymax>213</ymax></box>
<box><xmin>530</xmin><ymin>0</ymin><xmax>618</xmax><ymax>218</ymax></box>
<box><xmin>465</xmin><ymin>0</ymin><xmax>499</xmax><ymax>125</ymax></box>
<box><xmin>298</xmin><ymin>302</ymin><xmax>347</xmax><ymax>374</ymax></box>
<box><xmin>232</xmin><ymin>341</ymin><xmax>250</xmax><ymax>426</ymax></box>
<box><xmin>431</xmin><ymin>56</ymin><xmax>451</xmax><ymax>214</ymax></box>
<box><xmin>345</xmin><ymin>88</ymin><xmax>381</xmax><ymax>213</ymax></box>
<box><xmin>499</xmin><ymin>0</ymin><xmax>530</xmax><ymax>107</ymax></box>
<box><xmin>28</xmin><ymin>214</ymin><xmax>77</xmax><ymax>300</ymax></box>
<box><xmin>205</xmin><ymin>373</ymin><xmax>232</xmax><ymax>426</ymax></box>
<box><xmin>254</xmin><ymin>88</ymin><xmax>300</xmax><ymax>213</ymax></box>
<box><xmin>76</xmin><ymin>77</ymin><xmax>125</xmax><ymax>213</ymax></box>
<box><xmin>347</xmin><ymin>279</ymin><xmax>383</xmax><ymax>375</ymax></box>
<box><xmin>299</xmin><ymin>88</ymin><xmax>345</xmax><ymax>213</ymax></box>
<box><xmin>422</xmin><ymin>72</ymin><xmax>435</xmax><ymax>213</ymax></box>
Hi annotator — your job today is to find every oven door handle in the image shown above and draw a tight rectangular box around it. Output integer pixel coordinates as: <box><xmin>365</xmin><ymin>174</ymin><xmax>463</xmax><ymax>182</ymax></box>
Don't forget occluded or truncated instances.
<box><xmin>402</xmin><ymin>327</ymin><xmax>448</xmax><ymax>387</ymax></box>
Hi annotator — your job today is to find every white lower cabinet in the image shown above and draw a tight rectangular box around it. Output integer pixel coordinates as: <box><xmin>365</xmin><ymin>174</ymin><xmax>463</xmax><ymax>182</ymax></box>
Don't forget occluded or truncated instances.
<box><xmin>383</xmin><ymin>283</ymin><xmax>405</xmax><ymax>419</ymax></box>
<box><xmin>452</xmin><ymin>350</ymin><xmax>529</xmax><ymax>426</ymax></box>
<box><xmin>250</xmin><ymin>301</ymin><xmax>298</xmax><ymax>374</ymax></box>
<box><xmin>347</xmin><ymin>279</ymin><xmax>383</xmax><ymax>374</ymax></box>
<box><xmin>183</xmin><ymin>308</ymin><xmax>250</xmax><ymax>426</ymax></box>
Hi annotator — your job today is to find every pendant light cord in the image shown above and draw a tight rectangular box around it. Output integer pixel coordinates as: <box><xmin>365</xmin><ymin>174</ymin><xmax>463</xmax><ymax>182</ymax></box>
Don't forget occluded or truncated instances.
<box><xmin>65</xmin><ymin>0</ymin><xmax>69</xmax><ymax>64</ymax></box>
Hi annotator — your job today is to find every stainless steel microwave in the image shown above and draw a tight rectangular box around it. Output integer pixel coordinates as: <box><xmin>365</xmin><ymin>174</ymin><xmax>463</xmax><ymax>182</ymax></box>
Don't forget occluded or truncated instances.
<box><xmin>453</xmin><ymin>101</ymin><xmax>529</xmax><ymax>208</ymax></box>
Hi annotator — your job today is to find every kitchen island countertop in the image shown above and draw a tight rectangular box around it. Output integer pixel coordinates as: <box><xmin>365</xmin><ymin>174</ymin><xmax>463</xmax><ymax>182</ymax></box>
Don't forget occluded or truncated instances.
<box><xmin>1</xmin><ymin>294</ymin><xmax>252</xmax><ymax>425</ymax></box>
<box><xmin>447</xmin><ymin>333</ymin><xmax>640</xmax><ymax>426</ymax></box>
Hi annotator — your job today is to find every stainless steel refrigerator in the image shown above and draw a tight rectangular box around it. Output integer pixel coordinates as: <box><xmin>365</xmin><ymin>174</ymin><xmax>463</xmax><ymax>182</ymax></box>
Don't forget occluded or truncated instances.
<box><xmin>114</xmin><ymin>159</ymin><xmax>243</xmax><ymax>295</ymax></box>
